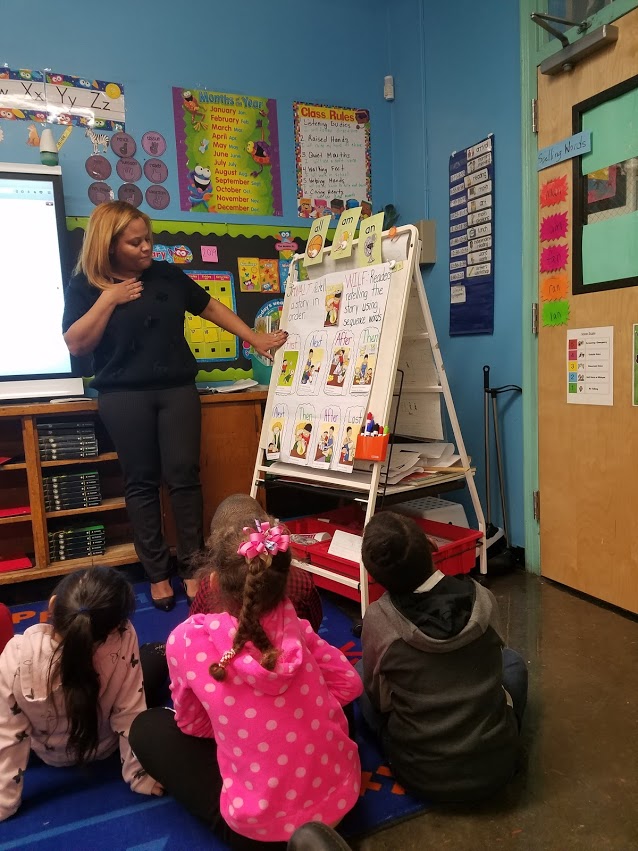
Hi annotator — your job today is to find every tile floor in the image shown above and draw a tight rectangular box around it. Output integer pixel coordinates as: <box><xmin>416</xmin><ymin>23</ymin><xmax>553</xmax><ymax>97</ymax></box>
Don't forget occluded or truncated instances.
<box><xmin>352</xmin><ymin>571</ymin><xmax>638</xmax><ymax>851</ymax></box>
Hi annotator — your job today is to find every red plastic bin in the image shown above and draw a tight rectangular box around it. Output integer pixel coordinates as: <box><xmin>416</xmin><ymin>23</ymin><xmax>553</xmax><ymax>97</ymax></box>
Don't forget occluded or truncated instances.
<box><xmin>286</xmin><ymin>506</ymin><xmax>483</xmax><ymax>603</ymax></box>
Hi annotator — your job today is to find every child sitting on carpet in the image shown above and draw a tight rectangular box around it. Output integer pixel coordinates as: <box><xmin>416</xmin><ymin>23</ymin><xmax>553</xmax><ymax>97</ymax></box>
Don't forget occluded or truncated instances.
<box><xmin>0</xmin><ymin>567</ymin><xmax>162</xmax><ymax>822</ymax></box>
<box><xmin>359</xmin><ymin>512</ymin><xmax>527</xmax><ymax>803</ymax></box>
<box><xmin>130</xmin><ymin>494</ymin><xmax>362</xmax><ymax>850</ymax></box>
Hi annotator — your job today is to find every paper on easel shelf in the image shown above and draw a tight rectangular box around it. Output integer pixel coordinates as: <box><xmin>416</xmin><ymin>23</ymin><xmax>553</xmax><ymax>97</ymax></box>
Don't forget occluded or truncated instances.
<box><xmin>395</xmin><ymin>442</ymin><xmax>455</xmax><ymax>461</ymax></box>
<box><xmin>327</xmin><ymin>530</ymin><xmax>363</xmax><ymax>564</ymax></box>
<box><xmin>216</xmin><ymin>379</ymin><xmax>259</xmax><ymax>393</ymax></box>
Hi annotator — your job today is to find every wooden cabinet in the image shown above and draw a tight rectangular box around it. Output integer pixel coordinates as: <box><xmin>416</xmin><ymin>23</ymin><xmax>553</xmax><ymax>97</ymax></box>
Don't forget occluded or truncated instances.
<box><xmin>0</xmin><ymin>392</ymin><xmax>266</xmax><ymax>586</ymax></box>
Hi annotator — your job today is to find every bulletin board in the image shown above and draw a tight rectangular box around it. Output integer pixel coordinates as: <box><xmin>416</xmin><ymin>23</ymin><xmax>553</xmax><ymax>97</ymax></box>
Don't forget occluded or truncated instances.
<box><xmin>66</xmin><ymin>220</ymin><xmax>308</xmax><ymax>381</ymax></box>
<box><xmin>448</xmin><ymin>136</ymin><xmax>495</xmax><ymax>336</ymax></box>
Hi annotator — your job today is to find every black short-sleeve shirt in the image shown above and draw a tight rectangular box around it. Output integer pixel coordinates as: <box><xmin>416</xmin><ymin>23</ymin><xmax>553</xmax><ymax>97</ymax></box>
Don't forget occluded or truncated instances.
<box><xmin>62</xmin><ymin>261</ymin><xmax>210</xmax><ymax>392</ymax></box>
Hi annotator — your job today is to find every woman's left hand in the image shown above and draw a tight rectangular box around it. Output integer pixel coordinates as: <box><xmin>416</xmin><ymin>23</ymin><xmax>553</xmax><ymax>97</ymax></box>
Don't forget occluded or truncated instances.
<box><xmin>252</xmin><ymin>330</ymin><xmax>288</xmax><ymax>360</ymax></box>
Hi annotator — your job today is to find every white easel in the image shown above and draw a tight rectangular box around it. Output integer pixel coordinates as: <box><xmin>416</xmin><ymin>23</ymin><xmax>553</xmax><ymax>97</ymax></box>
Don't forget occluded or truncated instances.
<box><xmin>250</xmin><ymin>224</ymin><xmax>486</xmax><ymax>616</ymax></box>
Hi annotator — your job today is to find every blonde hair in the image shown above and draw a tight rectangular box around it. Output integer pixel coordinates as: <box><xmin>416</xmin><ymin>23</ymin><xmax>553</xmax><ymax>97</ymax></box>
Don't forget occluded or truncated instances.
<box><xmin>74</xmin><ymin>201</ymin><xmax>153</xmax><ymax>290</ymax></box>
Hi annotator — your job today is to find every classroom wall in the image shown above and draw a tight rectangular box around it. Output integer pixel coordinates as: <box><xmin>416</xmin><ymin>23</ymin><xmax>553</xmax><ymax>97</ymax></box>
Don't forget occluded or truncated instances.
<box><xmin>388</xmin><ymin>0</ymin><xmax>525</xmax><ymax>547</ymax></box>
<box><xmin>2</xmin><ymin>0</ymin><xmax>525</xmax><ymax>546</ymax></box>
<box><xmin>0</xmin><ymin>0</ymin><xmax>394</xmax><ymax>224</ymax></box>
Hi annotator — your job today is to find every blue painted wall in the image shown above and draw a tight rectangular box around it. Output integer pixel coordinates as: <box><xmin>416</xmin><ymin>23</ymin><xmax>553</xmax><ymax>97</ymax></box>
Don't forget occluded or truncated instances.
<box><xmin>388</xmin><ymin>0</ymin><xmax>524</xmax><ymax>546</ymax></box>
<box><xmin>0</xmin><ymin>0</ymin><xmax>394</xmax><ymax>224</ymax></box>
<box><xmin>2</xmin><ymin>0</ymin><xmax>525</xmax><ymax>545</ymax></box>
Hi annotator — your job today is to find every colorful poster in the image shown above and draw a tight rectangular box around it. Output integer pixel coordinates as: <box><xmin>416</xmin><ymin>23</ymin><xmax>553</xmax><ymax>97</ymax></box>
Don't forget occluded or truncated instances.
<box><xmin>567</xmin><ymin>326</ymin><xmax>613</xmax><ymax>406</ymax></box>
<box><xmin>293</xmin><ymin>102</ymin><xmax>371</xmax><ymax>219</ymax></box>
<box><xmin>237</xmin><ymin>257</ymin><xmax>261</xmax><ymax>292</ymax></box>
<box><xmin>173</xmin><ymin>87</ymin><xmax>282</xmax><ymax>216</ymax></box>
<box><xmin>183</xmin><ymin>271</ymin><xmax>237</xmax><ymax>362</ymax></box>
<box><xmin>0</xmin><ymin>67</ymin><xmax>125</xmax><ymax>130</ymax></box>
<box><xmin>274</xmin><ymin>264</ymin><xmax>391</xmax><ymax>471</ymax></box>
<box><xmin>449</xmin><ymin>136</ymin><xmax>495</xmax><ymax>336</ymax></box>
<box><xmin>259</xmin><ymin>259</ymin><xmax>280</xmax><ymax>293</ymax></box>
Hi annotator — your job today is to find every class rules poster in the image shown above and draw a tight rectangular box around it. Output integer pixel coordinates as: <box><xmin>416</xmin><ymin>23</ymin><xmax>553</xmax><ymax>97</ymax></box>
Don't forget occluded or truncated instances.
<box><xmin>173</xmin><ymin>86</ymin><xmax>282</xmax><ymax>216</ymax></box>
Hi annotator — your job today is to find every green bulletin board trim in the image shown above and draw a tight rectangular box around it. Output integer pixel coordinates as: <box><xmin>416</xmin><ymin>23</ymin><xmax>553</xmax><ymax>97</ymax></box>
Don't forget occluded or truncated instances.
<box><xmin>67</xmin><ymin>217</ymin><xmax>311</xmax><ymax>241</ymax></box>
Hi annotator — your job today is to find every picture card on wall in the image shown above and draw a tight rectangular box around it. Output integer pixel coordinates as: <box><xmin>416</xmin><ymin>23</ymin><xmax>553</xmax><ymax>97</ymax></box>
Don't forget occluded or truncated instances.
<box><xmin>355</xmin><ymin>212</ymin><xmax>384</xmax><ymax>267</ymax></box>
<box><xmin>325</xmin><ymin>330</ymin><xmax>354</xmax><ymax>394</ymax></box>
<box><xmin>266</xmin><ymin>402</ymin><xmax>288</xmax><ymax>461</ymax></box>
<box><xmin>304</xmin><ymin>216</ymin><xmax>331</xmax><ymax>267</ymax></box>
<box><xmin>287</xmin><ymin>404</ymin><xmax>316</xmax><ymax>466</ymax></box>
<box><xmin>275</xmin><ymin>334</ymin><xmax>301</xmax><ymax>394</ymax></box>
<box><xmin>333</xmin><ymin>406</ymin><xmax>364</xmax><ymax>472</ymax></box>
<box><xmin>298</xmin><ymin>332</ymin><xmax>327</xmax><ymax>395</ymax></box>
<box><xmin>331</xmin><ymin>206</ymin><xmax>362</xmax><ymax>261</ymax></box>
<box><xmin>311</xmin><ymin>406</ymin><xmax>342</xmax><ymax>469</ymax></box>
<box><xmin>352</xmin><ymin>327</ymin><xmax>379</xmax><ymax>393</ymax></box>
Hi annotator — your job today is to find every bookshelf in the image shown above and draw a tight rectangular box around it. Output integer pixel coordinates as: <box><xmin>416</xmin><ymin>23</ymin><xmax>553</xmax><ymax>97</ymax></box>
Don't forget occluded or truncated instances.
<box><xmin>0</xmin><ymin>392</ymin><xmax>268</xmax><ymax>586</ymax></box>
<box><xmin>0</xmin><ymin>400</ymin><xmax>132</xmax><ymax>585</ymax></box>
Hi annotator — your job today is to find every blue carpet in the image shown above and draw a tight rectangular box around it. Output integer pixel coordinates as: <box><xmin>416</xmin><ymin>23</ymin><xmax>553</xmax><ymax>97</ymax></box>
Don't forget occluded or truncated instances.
<box><xmin>4</xmin><ymin>585</ymin><xmax>428</xmax><ymax>849</ymax></box>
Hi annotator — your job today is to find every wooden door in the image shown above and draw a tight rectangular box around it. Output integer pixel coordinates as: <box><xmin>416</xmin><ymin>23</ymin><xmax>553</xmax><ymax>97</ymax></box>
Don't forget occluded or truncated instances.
<box><xmin>538</xmin><ymin>8</ymin><xmax>638</xmax><ymax>613</ymax></box>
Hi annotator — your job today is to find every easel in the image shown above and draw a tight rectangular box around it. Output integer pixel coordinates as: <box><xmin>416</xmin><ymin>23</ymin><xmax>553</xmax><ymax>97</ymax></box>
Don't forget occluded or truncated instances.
<box><xmin>250</xmin><ymin>224</ymin><xmax>486</xmax><ymax>616</ymax></box>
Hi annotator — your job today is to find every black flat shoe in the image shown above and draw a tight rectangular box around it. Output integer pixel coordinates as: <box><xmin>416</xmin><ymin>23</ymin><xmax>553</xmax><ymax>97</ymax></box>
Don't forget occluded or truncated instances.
<box><xmin>151</xmin><ymin>594</ymin><xmax>175</xmax><ymax>612</ymax></box>
<box><xmin>183</xmin><ymin>581</ymin><xmax>196</xmax><ymax>607</ymax></box>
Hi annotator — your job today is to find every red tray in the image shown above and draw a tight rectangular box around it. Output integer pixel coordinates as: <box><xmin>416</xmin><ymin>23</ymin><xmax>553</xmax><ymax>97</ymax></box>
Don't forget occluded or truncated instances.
<box><xmin>286</xmin><ymin>506</ymin><xmax>483</xmax><ymax>602</ymax></box>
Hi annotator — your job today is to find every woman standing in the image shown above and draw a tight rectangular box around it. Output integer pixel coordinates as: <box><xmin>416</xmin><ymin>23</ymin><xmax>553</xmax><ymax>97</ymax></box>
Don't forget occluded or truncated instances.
<box><xmin>62</xmin><ymin>202</ymin><xmax>286</xmax><ymax>611</ymax></box>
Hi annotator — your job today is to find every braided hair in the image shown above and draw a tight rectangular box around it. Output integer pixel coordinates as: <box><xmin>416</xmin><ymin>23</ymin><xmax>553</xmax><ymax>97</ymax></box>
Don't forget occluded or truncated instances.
<box><xmin>197</xmin><ymin>495</ymin><xmax>291</xmax><ymax>681</ymax></box>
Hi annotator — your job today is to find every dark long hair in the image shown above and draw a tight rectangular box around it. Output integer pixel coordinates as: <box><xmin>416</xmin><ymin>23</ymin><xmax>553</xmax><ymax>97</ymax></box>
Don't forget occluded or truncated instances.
<box><xmin>195</xmin><ymin>494</ymin><xmax>291</xmax><ymax>681</ymax></box>
<box><xmin>48</xmin><ymin>567</ymin><xmax>135</xmax><ymax>764</ymax></box>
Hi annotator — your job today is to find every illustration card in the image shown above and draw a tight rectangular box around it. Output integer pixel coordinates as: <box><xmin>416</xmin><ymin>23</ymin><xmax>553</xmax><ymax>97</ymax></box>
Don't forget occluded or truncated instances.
<box><xmin>297</xmin><ymin>331</ymin><xmax>327</xmax><ymax>396</ymax></box>
<box><xmin>287</xmin><ymin>404</ymin><xmax>316</xmax><ymax>466</ymax></box>
<box><xmin>351</xmin><ymin>327</ymin><xmax>380</xmax><ymax>393</ymax></box>
<box><xmin>275</xmin><ymin>334</ymin><xmax>301</xmax><ymax>394</ymax></box>
<box><xmin>331</xmin><ymin>207</ymin><xmax>362</xmax><ymax>260</ymax></box>
<box><xmin>311</xmin><ymin>406</ymin><xmax>342</xmax><ymax>469</ymax></box>
<box><xmin>333</xmin><ymin>406</ymin><xmax>364</xmax><ymax>472</ymax></box>
<box><xmin>266</xmin><ymin>402</ymin><xmax>287</xmax><ymax>461</ymax></box>
<box><xmin>324</xmin><ymin>281</ymin><xmax>344</xmax><ymax>328</ymax></box>
<box><xmin>325</xmin><ymin>329</ymin><xmax>354</xmax><ymax>394</ymax></box>
<box><xmin>259</xmin><ymin>259</ymin><xmax>280</xmax><ymax>293</ymax></box>
<box><xmin>238</xmin><ymin>257</ymin><xmax>261</xmax><ymax>292</ymax></box>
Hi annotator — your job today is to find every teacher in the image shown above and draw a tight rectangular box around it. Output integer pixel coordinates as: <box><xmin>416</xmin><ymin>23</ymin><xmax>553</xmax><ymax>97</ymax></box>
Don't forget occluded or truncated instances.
<box><xmin>62</xmin><ymin>201</ymin><xmax>286</xmax><ymax>611</ymax></box>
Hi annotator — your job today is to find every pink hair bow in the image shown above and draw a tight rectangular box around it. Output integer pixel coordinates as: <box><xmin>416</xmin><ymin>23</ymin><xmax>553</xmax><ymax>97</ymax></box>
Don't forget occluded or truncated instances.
<box><xmin>237</xmin><ymin>520</ymin><xmax>290</xmax><ymax>561</ymax></box>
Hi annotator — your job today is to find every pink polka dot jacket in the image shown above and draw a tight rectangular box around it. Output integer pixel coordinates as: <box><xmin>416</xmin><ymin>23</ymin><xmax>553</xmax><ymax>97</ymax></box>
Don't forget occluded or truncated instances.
<box><xmin>167</xmin><ymin>599</ymin><xmax>363</xmax><ymax>841</ymax></box>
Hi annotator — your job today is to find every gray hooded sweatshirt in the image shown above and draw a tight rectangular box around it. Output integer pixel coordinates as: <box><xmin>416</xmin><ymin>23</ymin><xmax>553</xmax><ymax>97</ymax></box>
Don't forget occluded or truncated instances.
<box><xmin>361</xmin><ymin>572</ymin><xmax>519</xmax><ymax>802</ymax></box>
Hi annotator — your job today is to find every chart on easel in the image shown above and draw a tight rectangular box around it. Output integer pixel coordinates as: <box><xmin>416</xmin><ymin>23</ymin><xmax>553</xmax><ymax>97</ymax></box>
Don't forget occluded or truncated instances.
<box><xmin>251</xmin><ymin>223</ymin><xmax>486</xmax><ymax>613</ymax></box>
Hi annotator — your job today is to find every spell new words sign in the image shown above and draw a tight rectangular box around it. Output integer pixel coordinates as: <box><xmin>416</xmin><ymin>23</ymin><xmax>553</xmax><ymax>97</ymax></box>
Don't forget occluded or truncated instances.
<box><xmin>537</xmin><ymin>131</ymin><xmax>591</xmax><ymax>172</ymax></box>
